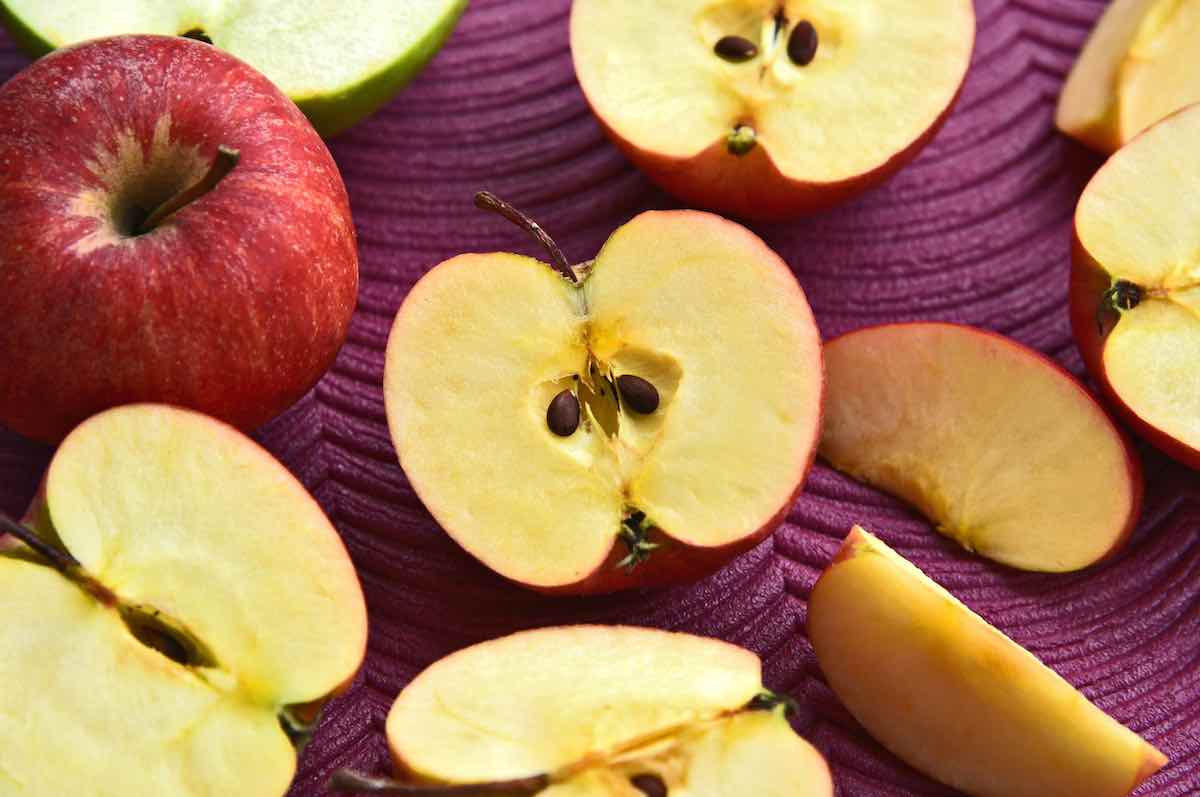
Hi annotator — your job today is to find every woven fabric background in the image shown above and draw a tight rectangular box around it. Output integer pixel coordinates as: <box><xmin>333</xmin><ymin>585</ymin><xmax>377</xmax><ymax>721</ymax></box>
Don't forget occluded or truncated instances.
<box><xmin>1</xmin><ymin>1</ymin><xmax>1196</xmax><ymax>794</ymax></box>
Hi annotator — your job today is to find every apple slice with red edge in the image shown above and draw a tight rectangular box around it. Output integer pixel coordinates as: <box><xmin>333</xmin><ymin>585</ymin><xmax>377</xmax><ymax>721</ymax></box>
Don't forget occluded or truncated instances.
<box><xmin>820</xmin><ymin>322</ymin><xmax>1142</xmax><ymax>572</ymax></box>
<box><xmin>570</xmin><ymin>0</ymin><xmax>975</xmax><ymax>220</ymax></box>
<box><xmin>808</xmin><ymin>526</ymin><xmax>1167</xmax><ymax>797</ymax></box>
<box><xmin>329</xmin><ymin>625</ymin><xmax>834</xmax><ymax>797</ymax></box>
<box><xmin>0</xmin><ymin>403</ymin><xmax>367</xmax><ymax>796</ymax></box>
<box><xmin>1071</xmin><ymin>102</ymin><xmax>1200</xmax><ymax>468</ymax></box>
<box><xmin>383</xmin><ymin>194</ymin><xmax>823</xmax><ymax>594</ymax></box>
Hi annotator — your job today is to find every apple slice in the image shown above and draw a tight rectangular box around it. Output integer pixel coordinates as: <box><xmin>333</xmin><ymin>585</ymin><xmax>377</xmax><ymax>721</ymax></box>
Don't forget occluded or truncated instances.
<box><xmin>1057</xmin><ymin>0</ymin><xmax>1200</xmax><ymax>153</ymax></box>
<box><xmin>383</xmin><ymin>195</ymin><xmax>822</xmax><ymax>594</ymax></box>
<box><xmin>0</xmin><ymin>404</ymin><xmax>367</xmax><ymax>795</ymax></box>
<box><xmin>820</xmin><ymin>322</ymin><xmax>1142</xmax><ymax>572</ymax></box>
<box><xmin>808</xmin><ymin>527</ymin><xmax>1167</xmax><ymax>797</ymax></box>
<box><xmin>570</xmin><ymin>0</ymin><xmax>975</xmax><ymax>220</ymax></box>
<box><xmin>331</xmin><ymin>625</ymin><xmax>833</xmax><ymax>796</ymax></box>
<box><xmin>0</xmin><ymin>0</ymin><xmax>467</xmax><ymax>136</ymax></box>
<box><xmin>1072</xmin><ymin>102</ymin><xmax>1200</xmax><ymax>468</ymax></box>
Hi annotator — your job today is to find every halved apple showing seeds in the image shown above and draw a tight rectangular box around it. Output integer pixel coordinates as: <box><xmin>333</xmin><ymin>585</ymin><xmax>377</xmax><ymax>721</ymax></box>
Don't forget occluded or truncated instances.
<box><xmin>0</xmin><ymin>404</ymin><xmax>367</xmax><ymax>796</ymax></box>
<box><xmin>820</xmin><ymin>323</ymin><xmax>1142</xmax><ymax>572</ymax></box>
<box><xmin>383</xmin><ymin>195</ymin><xmax>823</xmax><ymax>594</ymax></box>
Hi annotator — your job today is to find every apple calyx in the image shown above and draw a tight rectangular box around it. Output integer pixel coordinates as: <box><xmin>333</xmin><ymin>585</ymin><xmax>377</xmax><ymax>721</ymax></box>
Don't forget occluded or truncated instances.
<box><xmin>618</xmin><ymin>509</ymin><xmax>660</xmax><ymax>569</ymax></box>
<box><xmin>473</xmin><ymin>191</ymin><xmax>575</xmax><ymax>284</ymax></box>
<box><xmin>727</xmin><ymin>124</ymin><xmax>757</xmax><ymax>156</ymax></box>
<box><xmin>1096</xmin><ymin>279</ymin><xmax>1143</xmax><ymax>334</ymax></box>
<box><xmin>745</xmin><ymin>688</ymin><xmax>800</xmax><ymax>716</ymax></box>
<box><xmin>136</xmin><ymin>145</ymin><xmax>241</xmax><ymax>234</ymax></box>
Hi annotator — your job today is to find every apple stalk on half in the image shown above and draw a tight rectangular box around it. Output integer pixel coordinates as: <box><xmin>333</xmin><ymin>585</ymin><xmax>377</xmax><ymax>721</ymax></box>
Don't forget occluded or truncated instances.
<box><xmin>0</xmin><ymin>0</ymin><xmax>467</xmax><ymax>137</ymax></box>
<box><xmin>0</xmin><ymin>404</ymin><xmax>367</xmax><ymax>796</ymax></box>
<box><xmin>570</xmin><ymin>0</ymin><xmax>975</xmax><ymax>220</ymax></box>
<box><xmin>330</xmin><ymin>626</ymin><xmax>834</xmax><ymax>797</ymax></box>
<box><xmin>384</xmin><ymin>193</ymin><xmax>823</xmax><ymax>594</ymax></box>
<box><xmin>809</xmin><ymin>526</ymin><xmax>1167</xmax><ymax>797</ymax></box>
<box><xmin>1071</xmin><ymin>102</ymin><xmax>1200</xmax><ymax>468</ymax></box>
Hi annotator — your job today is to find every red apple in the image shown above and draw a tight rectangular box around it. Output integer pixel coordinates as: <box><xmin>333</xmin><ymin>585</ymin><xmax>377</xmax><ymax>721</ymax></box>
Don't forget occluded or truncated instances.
<box><xmin>0</xmin><ymin>35</ymin><xmax>358</xmax><ymax>443</ymax></box>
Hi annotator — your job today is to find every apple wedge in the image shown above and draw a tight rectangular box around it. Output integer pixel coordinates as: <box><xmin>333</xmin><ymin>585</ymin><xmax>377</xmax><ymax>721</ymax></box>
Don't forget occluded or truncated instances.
<box><xmin>808</xmin><ymin>527</ymin><xmax>1167</xmax><ymax>797</ymax></box>
<box><xmin>1071</xmin><ymin>102</ymin><xmax>1200</xmax><ymax>468</ymax></box>
<box><xmin>1057</xmin><ymin>0</ymin><xmax>1200</xmax><ymax>153</ymax></box>
<box><xmin>331</xmin><ymin>626</ymin><xmax>833</xmax><ymax>796</ymax></box>
<box><xmin>0</xmin><ymin>404</ymin><xmax>367</xmax><ymax>795</ymax></box>
<box><xmin>820</xmin><ymin>322</ymin><xmax>1142</xmax><ymax>572</ymax></box>
<box><xmin>570</xmin><ymin>0</ymin><xmax>975</xmax><ymax>219</ymax></box>
<box><xmin>383</xmin><ymin>195</ymin><xmax>823</xmax><ymax>593</ymax></box>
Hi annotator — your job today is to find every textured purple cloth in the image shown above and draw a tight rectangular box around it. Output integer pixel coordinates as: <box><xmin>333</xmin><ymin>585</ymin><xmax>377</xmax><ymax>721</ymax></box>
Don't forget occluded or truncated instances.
<box><xmin>1</xmin><ymin>1</ymin><xmax>1197</xmax><ymax>794</ymax></box>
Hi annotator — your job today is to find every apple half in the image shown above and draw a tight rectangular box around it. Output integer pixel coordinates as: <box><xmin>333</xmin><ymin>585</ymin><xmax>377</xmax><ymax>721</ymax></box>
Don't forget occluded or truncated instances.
<box><xmin>570</xmin><ymin>0</ymin><xmax>975</xmax><ymax>220</ymax></box>
<box><xmin>808</xmin><ymin>526</ymin><xmax>1167</xmax><ymax>797</ymax></box>
<box><xmin>1057</xmin><ymin>0</ymin><xmax>1200</xmax><ymax>153</ymax></box>
<box><xmin>384</xmin><ymin>198</ymin><xmax>823</xmax><ymax>593</ymax></box>
<box><xmin>0</xmin><ymin>404</ymin><xmax>367</xmax><ymax>795</ymax></box>
<box><xmin>332</xmin><ymin>625</ymin><xmax>833</xmax><ymax>796</ymax></box>
<box><xmin>820</xmin><ymin>322</ymin><xmax>1142</xmax><ymax>572</ymax></box>
<box><xmin>1071</xmin><ymin>102</ymin><xmax>1200</xmax><ymax>468</ymax></box>
<box><xmin>0</xmin><ymin>0</ymin><xmax>467</xmax><ymax>136</ymax></box>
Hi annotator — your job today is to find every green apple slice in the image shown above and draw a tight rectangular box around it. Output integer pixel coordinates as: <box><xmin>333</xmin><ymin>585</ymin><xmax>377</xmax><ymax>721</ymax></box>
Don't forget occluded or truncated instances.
<box><xmin>0</xmin><ymin>0</ymin><xmax>467</xmax><ymax>136</ymax></box>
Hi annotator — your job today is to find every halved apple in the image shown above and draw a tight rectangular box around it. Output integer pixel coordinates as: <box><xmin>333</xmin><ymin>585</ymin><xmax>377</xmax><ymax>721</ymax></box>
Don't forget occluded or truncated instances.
<box><xmin>384</xmin><ymin>198</ymin><xmax>823</xmax><ymax>593</ymax></box>
<box><xmin>1057</xmin><ymin>0</ymin><xmax>1200</xmax><ymax>153</ymax></box>
<box><xmin>0</xmin><ymin>404</ymin><xmax>367</xmax><ymax>795</ymax></box>
<box><xmin>820</xmin><ymin>322</ymin><xmax>1142</xmax><ymax>572</ymax></box>
<box><xmin>1071</xmin><ymin>102</ymin><xmax>1200</xmax><ymax>468</ymax></box>
<box><xmin>808</xmin><ymin>526</ymin><xmax>1167</xmax><ymax>797</ymax></box>
<box><xmin>333</xmin><ymin>625</ymin><xmax>833</xmax><ymax>796</ymax></box>
<box><xmin>570</xmin><ymin>0</ymin><xmax>975</xmax><ymax>220</ymax></box>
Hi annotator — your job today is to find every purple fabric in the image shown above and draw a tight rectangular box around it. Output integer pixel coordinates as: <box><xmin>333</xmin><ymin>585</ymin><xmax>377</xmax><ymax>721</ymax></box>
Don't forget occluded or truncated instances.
<box><xmin>1</xmin><ymin>1</ymin><xmax>1197</xmax><ymax>794</ymax></box>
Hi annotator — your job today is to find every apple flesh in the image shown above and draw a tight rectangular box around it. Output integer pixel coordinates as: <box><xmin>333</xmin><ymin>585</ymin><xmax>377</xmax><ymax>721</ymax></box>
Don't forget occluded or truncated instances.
<box><xmin>570</xmin><ymin>0</ymin><xmax>975</xmax><ymax>220</ymax></box>
<box><xmin>1057</xmin><ymin>0</ymin><xmax>1200</xmax><ymax>153</ymax></box>
<box><xmin>0</xmin><ymin>0</ymin><xmax>467</xmax><ymax>137</ymax></box>
<box><xmin>820</xmin><ymin>323</ymin><xmax>1142</xmax><ymax>572</ymax></box>
<box><xmin>0</xmin><ymin>35</ymin><xmax>358</xmax><ymax>443</ymax></box>
<box><xmin>0</xmin><ymin>403</ymin><xmax>367</xmax><ymax>795</ymax></box>
<box><xmin>1071</xmin><ymin>102</ymin><xmax>1200</xmax><ymax>468</ymax></box>
<box><xmin>383</xmin><ymin>202</ymin><xmax>823</xmax><ymax>593</ymax></box>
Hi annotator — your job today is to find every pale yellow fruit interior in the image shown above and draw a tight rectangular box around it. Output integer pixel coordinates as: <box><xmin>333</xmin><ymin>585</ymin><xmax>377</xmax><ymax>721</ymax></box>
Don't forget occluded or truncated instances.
<box><xmin>820</xmin><ymin>324</ymin><xmax>1135</xmax><ymax>572</ymax></box>
<box><xmin>571</xmin><ymin>0</ymin><xmax>973</xmax><ymax>181</ymax></box>
<box><xmin>1076</xmin><ymin>103</ymin><xmax>1200</xmax><ymax>452</ymax></box>
<box><xmin>808</xmin><ymin>527</ymin><xmax>1166</xmax><ymax>797</ymax></box>
<box><xmin>385</xmin><ymin>211</ymin><xmax>821</xmax><ymax>588</ymax></box>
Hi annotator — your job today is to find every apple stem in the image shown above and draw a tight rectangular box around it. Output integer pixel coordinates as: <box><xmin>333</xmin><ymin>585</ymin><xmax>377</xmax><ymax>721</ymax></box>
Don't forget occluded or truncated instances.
<box><xmin>137</xmin><ymin>145</ymin><xmax>240</xmax><ymax>234</ymax></box>
<box><xmin>473</xmin><ymin>191</ymin><xmax>577</xmax><ymax>284</ymax></box>
<box><xmin>328</xmin><ymin>770</ymin><xmax>549</xmax><ymax>795</ymax></box>
<box><xmin>0</xmin><ymin>512</ymin><xmax>118</xmax><ymax>605</ymax></box>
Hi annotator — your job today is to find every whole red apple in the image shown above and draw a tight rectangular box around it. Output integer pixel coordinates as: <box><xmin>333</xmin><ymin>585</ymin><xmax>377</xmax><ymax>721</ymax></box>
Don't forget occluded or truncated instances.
<box><xmin>0</xmin><ymin>35</ymin><xmax>357</xmax><ymax>442</ymax></box>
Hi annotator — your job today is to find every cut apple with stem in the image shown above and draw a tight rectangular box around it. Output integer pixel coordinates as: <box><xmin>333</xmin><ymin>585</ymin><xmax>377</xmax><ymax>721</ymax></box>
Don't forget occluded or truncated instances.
<box><xmin>1071</xmin><ymin>102</ymin><xmax>1200</xmax><ymax>469</ymax></box>
<box><xmin>1057</xmin><ymin>0</ymin><xmax>1200</xmax><ymax>153</ymax></box>
<box><xmin>808</xmin><ymin>526</ymin><xmax>1167</xmax><ymax>797</ymax></box>
<box><xmin>330</xmin><ymin>625</ymin><xmax>833</xmax><ymax>796</ymax></box>
<box><xmin>0</xmin><ymin>404</ymin><xmax>367</xmax><ymax>795</ymax></box>
<box><xmin>383</xmin><ymin>193</ymin><xmax>823</xmax><ymax>594</ymax></box>
<box><xmin>820</xmin><ymin>322</ymin><xmax>1142</xmax><ymax>572</ymax></box>
<box><xmin>570</xmin><ymin>0</ymin><xmax>975</xmax><ymax>220</ymax></box>
<box><xmin>0</xmin><ymin>0</ymin><xmax>467</xmax><ymax>137</ymax></box>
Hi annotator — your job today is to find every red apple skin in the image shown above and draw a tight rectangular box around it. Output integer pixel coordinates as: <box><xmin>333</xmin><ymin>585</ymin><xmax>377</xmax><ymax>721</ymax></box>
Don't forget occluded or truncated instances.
<box><xmin>1070</xmin><ymin>236</ymin><xmax>1200</xmax><ymax>468</ymax></box>
<box><xmin>0</xmin><ymin>35</ymin><xmax>358</xmax><ymax>443</ymax></box>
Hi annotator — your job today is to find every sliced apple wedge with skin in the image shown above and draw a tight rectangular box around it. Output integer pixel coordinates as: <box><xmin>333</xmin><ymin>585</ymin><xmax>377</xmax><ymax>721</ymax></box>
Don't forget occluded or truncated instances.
<box><xmin>0</xmin><ymin>404</ymin><xmax>367</xmax><ymax>796</ymax></box>
<box><xmin>809</xmin><ymin>527</ymin><xmax>1167</xmax><ymax>797</ymax></box>
<box><xmin>820</xmin><ymin>322</ymin><xmax>1142</xmax><ymax>572</ymax></box>
<box><xmin>570</xmin><ymin>0</ymin><xmax>975</xmax><ymax>220</ymax></box>
<box><xmin>338</xmin><ymin>626</ymin><xmax>833</xmax><ymax>796</ymax></box>
<box><xmin>1071</xmin><ymin>103</ymin><xmax>1200</xmax><ymax>468</ymax></box>
<box><xmin>384</xmin><ymin>199</ymin><xmax>822</xmax><ymax>594</ymax></box>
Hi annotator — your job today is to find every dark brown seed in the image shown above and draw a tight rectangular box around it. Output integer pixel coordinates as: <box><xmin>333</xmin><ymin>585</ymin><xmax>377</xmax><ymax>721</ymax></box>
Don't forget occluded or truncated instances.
<box><xmin>546</xmin><ymin>389</ymin><xmax>580</xmax><ymax>436</ymax></box>
<box><xmin>787</xmin><ymin>20</ymin><xmax>819</xmax><ymax>66</ymax></box>
<box><xmin>714</xmin><ymin>35</ymin><xmax>758</xmax><ymax>63</ymax></box>
<box><xmin>617</xmin><ymin>374</ymin><xmax>659</xmax><ymax>414</ymax></box>
<box><xmin>630</xmin><ymin>773</ymin><xmax>668</xmax><ymax>797</ymax></box>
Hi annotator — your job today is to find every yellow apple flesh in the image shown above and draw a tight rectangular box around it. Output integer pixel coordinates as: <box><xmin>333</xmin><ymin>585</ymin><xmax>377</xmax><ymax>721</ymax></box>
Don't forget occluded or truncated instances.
<box><xmin>808</xmin><ymin>526</ymin><xmax>1167</xmax><ymax>797</ymax></box>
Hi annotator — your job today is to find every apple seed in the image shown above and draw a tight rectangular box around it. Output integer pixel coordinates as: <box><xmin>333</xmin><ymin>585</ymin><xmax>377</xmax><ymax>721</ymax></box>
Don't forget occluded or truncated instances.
<box><xmin>714</xmin><ymin>36</ymin><xmax>758</xmax><ymax>63</ymax></box>
<box><xmin>630</xmin><ymin>773</ymin><xmax>668</xmax><ymax>797</ymax></box>
<box><xmin>547</xmin><ymin>389</ymin><xmax>581</xmax><ymax>436</ymax></box>
<box><xmin>788</xmin><ymin>21</ymin><xmax>819</xmax><ymax>66</ymax></box>
<box><xmin>617</xmin><ymin>374</ymin><xmax>659</xmax><ymax>414</ymax></box>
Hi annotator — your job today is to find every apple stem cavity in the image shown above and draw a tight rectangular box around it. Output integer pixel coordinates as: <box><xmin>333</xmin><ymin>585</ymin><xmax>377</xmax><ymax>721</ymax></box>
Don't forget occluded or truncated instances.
<box><xmin>727</xmin><ymin>125</ymin><xmax>757</xmax><ymax>156</ymax></box>
<box><xmin>328</xmin><ymin>770</ymin><xmax>550</xmax><ymax>795</ymax></box>
<box><xmin>1096</xmin><ymin>279</ymin><xmax>1143</xmax><ymax>334</ymax></box>
<box><xmin>137</xmin><ymin>145</ymin><xmax>240</xmax><ymax>234</ymax></box>
<box><xmin>473</xmin><ymin>191</ymin><xmax>576</xmax><ymax>284</ymax></box>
